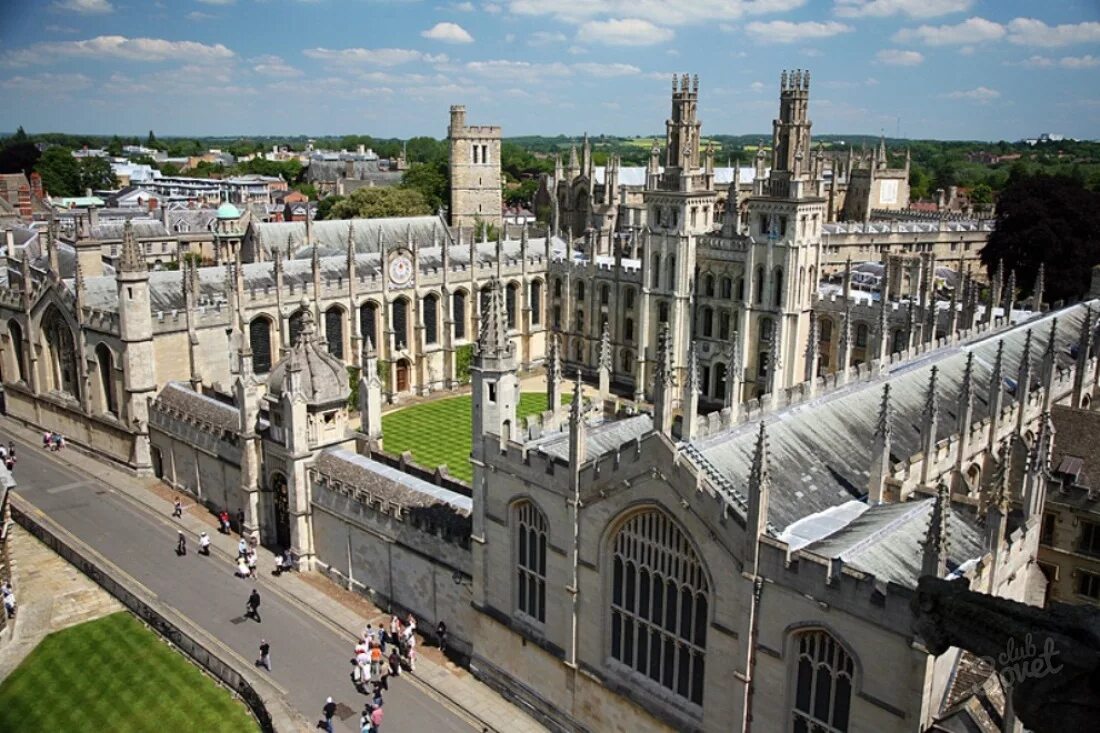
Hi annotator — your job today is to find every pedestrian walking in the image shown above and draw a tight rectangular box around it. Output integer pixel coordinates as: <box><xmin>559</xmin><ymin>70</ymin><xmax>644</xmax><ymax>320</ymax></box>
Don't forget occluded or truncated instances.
<box><xmin>176</xmin><ymin>530</ymin><xmax>187</xmax><ymax>556</ymax></box>
<box><xmin>247</xmin><ymin>549</ymin><xmax>257</xmax><ymax>579</ymax></box>
<box><xmin>172</xmin><ymin>498</ymin><xmax>183</xmax><ymax>518</ymax></box>
<box><xmin>219</xmin><ymin>510</ymin><xmax>231</xmax><ymax>534</ymax></box>
<box><xmin>236</xmin><ymin>555</ymin><xmax>250</xmax><ymax>578</ymax></box>
<box><xmin>246</xmin><ymin>588</ymin><xmax>261</xmax><ymax>623</ymax></box>
<box><xmin>437</xmin><ymin>620</ymin><xmax>448</xmax><ymax>654</ymax></box>
<box><xmin>237</xmin><ymin>537</ymin><xmax>248</xmax><ymax>557</ymax></box>
<box><xmin>43</xmin><ymin>431</ymin><xmax>51</xmax><ymax>449</ymax></box>
<box><xmin>199</xmin><ymin>531</ymin><xmax>211</xmax><ymax>556</ymax></box>
<box><xmin>370</xmin><ymin>704</ymin><xmax>383</xmax><ymax>732</ymax></box>
<box><xmin>388</xmin><ymin>648</ymin><xmax>401</xmax><ymax>677</ymax></box>
<box><xmin>3</xmin><ymin>589</ymin><xmax>15</xmax><ymax>619</ymax></box>
<box><xmin>318</xmin><ymin>696</ymin><xmax>337</xmax><ymax>733</ymax></box>
<box><xmin>256</xmin><ymin>639</ymin><xmax>272</xmax><ymax>671</ymax></box>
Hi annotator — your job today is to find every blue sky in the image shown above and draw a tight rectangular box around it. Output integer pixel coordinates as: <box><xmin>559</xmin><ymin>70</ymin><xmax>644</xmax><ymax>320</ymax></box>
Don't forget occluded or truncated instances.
<box><xmin>1</xmin><ymin>0</ymin><xmax>1098</xmax><ymax>141</ymax></box>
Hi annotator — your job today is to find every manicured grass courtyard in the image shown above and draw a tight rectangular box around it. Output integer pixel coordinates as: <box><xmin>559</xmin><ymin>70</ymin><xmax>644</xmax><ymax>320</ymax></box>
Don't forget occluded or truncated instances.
<box><xmin>0</xmin><ymin>611</ymin><xmax>260</xmax><ymax>733</ymax></box>
<box><xmin>382</xmin><ymin>391</ymin><xmax>569</xmax><ymax>483</ymax></box>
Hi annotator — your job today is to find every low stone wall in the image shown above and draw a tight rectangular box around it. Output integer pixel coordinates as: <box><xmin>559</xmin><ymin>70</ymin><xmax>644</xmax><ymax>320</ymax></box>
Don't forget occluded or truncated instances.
<box><xmin>0</xmin><ymin>469</ymin><xmax>13</xmax><ymax>636</ymax></box>
<box><xmin>10</xmin><ymin>495</ymin><xmax>309</xmax><ymax>733</ymax></box>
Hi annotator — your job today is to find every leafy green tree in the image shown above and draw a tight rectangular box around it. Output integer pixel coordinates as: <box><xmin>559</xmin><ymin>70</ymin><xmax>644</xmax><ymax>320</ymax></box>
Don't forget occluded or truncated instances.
<box><xmin>980</xmin><ymin>173</ymin><xmax>1100</xmax><ymax>304</ymax></box>
<box><xmin>400</xmin><ymin>161</ymin><xmax>448</xmax><ymax>212</ymax></box>
<box><xmin>315</xmin><ymin>195</ymin><xmax>343</xmax><ymax>220</ymax></box>
<box><xmin>79</xmin><ymin>156</ymin><xmax>117</xmax><ymax>191</ymax></box>
<box><xmin>969</xmin><ymin>183</ymin><xmax>993</xmax><ymax>207</ymax></box>
<box><xmin>0</xmin><ymin>139</ymin><xmax>40</xmax><ymax>175</ymax></box>
<box><xmin>404</xmin><ymin>136</ymin><xmax>447</xmax><ymax>164</ymax></box>
<box><xmin>326</xmin><ymin>187</ymin><xmax>430</xmax><ymax>219</ymax></box>
<box><xmin>106</xmin><ymin>135</ymin><xmax>123</xmax><ymax>156</ymax></box>
<box><xmin>504</xmin><ymin>179</ymin><xmax>538</xmax><ymax>207</ymax></box>
<box><xmin>35</xmin><ymin>147</ymin><xmax>82</xmax><ymax>196</ymax></box>
<box><xmin>146</xmin><ymin>130</ymin><xmax>159</xmax><ymax>149</ymax></box>
<box><xmin>13</xmin><ymin>126</ymin><xmax>28</xmax><ymax>142</ymax></box>
<box><xmin>159</xmin><ymin>162</ymin><xmax>181</xmax><ymax>177</ymax></box>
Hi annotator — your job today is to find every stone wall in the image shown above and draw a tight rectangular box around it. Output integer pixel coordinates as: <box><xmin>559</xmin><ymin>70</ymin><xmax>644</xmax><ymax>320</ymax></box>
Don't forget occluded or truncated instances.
<box><xmin>310</xmin><ymin>482</ymin><xmax>475</xmax><ymax>656</ymax></box>
<box><xmin>149</xmin><ymin>418</ymin><xmax>243</xmax><ymax>515</ymax></box>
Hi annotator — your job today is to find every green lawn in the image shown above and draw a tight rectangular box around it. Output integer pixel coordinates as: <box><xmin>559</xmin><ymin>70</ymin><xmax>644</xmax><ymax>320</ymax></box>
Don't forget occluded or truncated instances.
<box><xmin>0</xmin><ymin>612</ymin><xmax>260</xmax><ymax>733</ymax></box>
<box><xmin>382</xmin><ymin>392</ymin><xmax>569</xmax><ymax>483</ymax></box>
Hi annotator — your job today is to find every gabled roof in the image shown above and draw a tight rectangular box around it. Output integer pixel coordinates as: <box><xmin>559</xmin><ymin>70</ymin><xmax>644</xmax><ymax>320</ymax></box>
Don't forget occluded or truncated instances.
<box><xmin>249</xmin><ymin>216</ymin><xmax>450</xmax><ymax>259</ymax></box>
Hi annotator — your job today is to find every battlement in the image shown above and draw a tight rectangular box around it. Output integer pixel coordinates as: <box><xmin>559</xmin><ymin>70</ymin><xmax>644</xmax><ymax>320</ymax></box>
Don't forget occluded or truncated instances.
<box><xmin>672</xmin><ymin>72</ymin><xmax>699</xmax><ymax>96</ymax></box>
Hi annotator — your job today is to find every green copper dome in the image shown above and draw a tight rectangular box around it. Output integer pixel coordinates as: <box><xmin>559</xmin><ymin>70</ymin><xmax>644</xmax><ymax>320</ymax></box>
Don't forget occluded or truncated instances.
<box><xmin>216</xmin><ymin>202</ymin><xmax>241</xmax><ymax>219</ymax></box>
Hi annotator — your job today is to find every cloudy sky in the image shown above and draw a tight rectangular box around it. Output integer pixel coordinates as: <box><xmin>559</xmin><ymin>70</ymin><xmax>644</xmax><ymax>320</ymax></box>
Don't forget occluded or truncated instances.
<box><xmin>1</xmin><ymin>0</ymin><xmax>1098</xmax><ymax>141</ymax></box>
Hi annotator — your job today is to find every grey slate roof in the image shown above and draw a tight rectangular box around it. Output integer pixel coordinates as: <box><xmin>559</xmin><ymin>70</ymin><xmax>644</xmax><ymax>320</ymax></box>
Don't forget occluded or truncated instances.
<box><xmin>530</xmin><ymin>413</ymin><xmax>653</xmax><ymax>461</ymax></box>
<box><xmin>91</xmin><ymin>219</ymin><xmax>169</xmax><ymax>240</ymax></box>
<box><xmin>153</xmin><ymin>381</ymin><xmax>240</xmax><ymax>432</ymax></box>
<box><xmin>313</xmin><ymin>448</ymin><xmax>472</xmax><ymax>516</ymax></box>
<box><xmin>691</xmin><ymin>302</ymin><xmax>1095</xmax><ymax>531</ymax></box>
<box><xmin>266</xmin><ymin>308</ymin><xmax>349</xmax><ymax>406</ymax></box>
<box><xmin>249</xmin><ymin>216</ymin><xmax>450</xmax><ymax>259</ymax></box>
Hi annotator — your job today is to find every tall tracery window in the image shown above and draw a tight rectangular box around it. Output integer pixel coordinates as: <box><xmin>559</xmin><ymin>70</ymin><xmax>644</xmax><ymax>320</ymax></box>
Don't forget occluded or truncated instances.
<box><xmin>530</xmin><ymin>280</ymin><xmax>542</xmax><ymax>326</ymax></box>
<box><xmin>250</xmin><ymin>317</ymin><xmax>273</xmax><ymax>373</ymax></box>
<box><xmin>506</xmin><ymin>282</ymin><xmax>518</xmax><ymax>330</ymax></box>
<box><xmin>95</xmin><ymin>343</ymin><xmax>118</xmax><ymax>417</ymax></box>
<box><xmin>610</xmin><ymin>509</ymin><xmax>708</xmax><ymax>706</ymax></box>
<box><xmin>791</xmin><ymin>630</ymin><xmax>854</xmax><ymax>733</ymax></box>
<box><xmin>392</xmin><ymin>298</ymin><xmax>409</xmax><ymax>350</ymax></box>
<box><xmin>43</xmin><ymin>307</ymin><xmax>80</xmax><ymax>400</ymax></box>
<box><xmin>452</xmin><ymin>291</ymin><xmax>467</xmax><ymax>339</ymax></box>
<box><xmin>7</xmin><ymin>321</ymin><xmax>25</xmax><ymax>382</ymax></box>
<box><xmin>360</xmin><ymin>302</ymin><xmax>379</xmax><ymax>350</ymax></box>
<box><xmin>514</xmin><ymin>501</ymin><xmax>547</xmax><ymax>624</ymax></box>
<box><xmin>325</xmin><ymin>306</ymin><xmax>344</xmax><ymax>359</ymax></box>
<box><xmin>423</xmin><ymin>294</ymin><xmax>439</xmax><ymax>345</ymax></box>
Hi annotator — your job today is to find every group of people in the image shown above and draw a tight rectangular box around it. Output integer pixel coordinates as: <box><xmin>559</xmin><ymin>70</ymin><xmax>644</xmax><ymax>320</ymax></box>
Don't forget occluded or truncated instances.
<box><xmin>41</xmin><ymin>431</ymin><xmax>64</xmax><ymax>452</ymax></box>
<box><xmin>339</xmin><ymin>613</ymin><xmax>423</xmax><ymax>732</ymax></box>
<box><xmin>0</xmin><ymin>441</ymin><xmax>16</xmax><ymax>472</ymax></box>
<box><xmin>235</xmin><ymin>536</ymin><xmax>259</xmax><ymax>579</ymax></box>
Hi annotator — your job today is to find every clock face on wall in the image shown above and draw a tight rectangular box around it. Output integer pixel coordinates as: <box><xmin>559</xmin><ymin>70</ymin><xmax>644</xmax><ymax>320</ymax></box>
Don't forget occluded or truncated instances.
<box><xmin>389</xmin><ymin>253</ymin><xmax>413</xmax><ymax>286</ymax></box>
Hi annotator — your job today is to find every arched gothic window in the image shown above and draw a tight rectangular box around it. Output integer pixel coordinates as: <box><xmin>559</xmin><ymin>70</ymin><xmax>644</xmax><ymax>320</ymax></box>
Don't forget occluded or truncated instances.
<box><xmin>855</xmin><ymin>324</ymin><xmax>868</xmax><ymax>348</ymax></box>
<box><xmin>506</xmin><ymin>283</ymin><xmax>518</xmax><ymax>330</ymax></box>
<box><xmin>576</xmin><ymin>281</ymin><xmax>586</xmax><ymax>302</ymax></box>
<box><xmin>651</xmin><ymin>255</ymin><xmax>661</xmax><ymax>289</ymax></box>
<box><xmin>774</xmin><ymin>267</ymin><xmax>784</xmax><ymax>307</ymax></box>
<box><xmin>713</xmin><ymin>362</ymin><xmax>727</xmax><ymax>400</ymax></box>
<box><xmin>754</xmin><ymin>267</ymin><xmax>764</xmax><ymax>305</ymax></box>
<box><xmin>666</xmin><ymin>255</ymin><xmax>676</xmax><ymax>290</ymax></box>
<box><xmin>7</xmin><ymin>321</ymin><xmax>25</xmax><ymax>382</ymax></box>
<box><xmin>42</xmin><ymin>307</ymin><xmax>80</xmax><ymax>400</ymax></box>
<box><xmin>610</xmin><ymin>509</ymin><xmax>708</xmax><ymax>706</ymax></box>
<box><xmin>791</xmin><ymin>629</ymin><xmax>854</xmax><ymax>733</ymax></box>
<box><xmin>621</xmin><ymin>349</ymin><xmax>633</xmax><ymax>373</ymax></box>
<box><xmin>514</xmin><ymin>501</ymin><xmax>547</xmax><ymax>624</ymax></box>
<box><xmin>423</xmin><ymin>294</ymin><xmax>439</xmax><ymax>345</ymax></box>
<box><xmin>250</xmin><ymin>317</ymin><xmax>273</xmax><ymax>374</ymax></box>
<box><xmin>325</xmin><ymin>306</ymin><xmax>344</xmax><ymax>359</ymax></box>
<box><xmin>720</xmin><ymin>277</ymin><xmax>732</xmax><ymax>299</ymax></box>
<box><xmin>553</xmin><ymin>278</ymin><xmax>562</xmax><ymax>298</ymax></box>
<box><xmin>392</xmin><ymin>298</ymin><xmax>410</xmax><ymax>350</ymax></box>
<box><xmin>702</xmin><ymin>308</ymin><xmax>714</xmax><ymax>338</ymax></box>
<box><xmin>704</xmin><ymin>274</ymin><xmax>714</xmax><ymax>298</ymax></box>
<box><xmin>96</xmin><ymin>343</ymin><xmax>118</xmax><ymax>417</ymax></box>
<box><xmin>530</xmin><ymin>280</ymin><xmax>542</xmax><ymax>326</ymax></box>
<box><xmin>624</xmin><ymin>288</ymin><xmax>635</xmax><ymax>310</ymax></box>
<box><xmin>601</xmin><ymin>284</ymin><xmax>610</xmax><ymax>306</ymax></box>
<box><xmin>360</xmin><ymin>302</ymin><xmax>379</xmax><ymax>349</ymax></box>
<box><xmin>452</xmin><ymin>291</ymin><xmax>467</xmax><ymax>340</ymax></box>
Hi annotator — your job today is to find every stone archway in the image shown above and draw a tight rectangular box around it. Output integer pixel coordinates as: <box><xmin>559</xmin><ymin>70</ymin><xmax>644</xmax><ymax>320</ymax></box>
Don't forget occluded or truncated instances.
<box><xmin>395</xmin><ymin>358</ymin><xmax>411</xmax><ymax>393</ymax></box>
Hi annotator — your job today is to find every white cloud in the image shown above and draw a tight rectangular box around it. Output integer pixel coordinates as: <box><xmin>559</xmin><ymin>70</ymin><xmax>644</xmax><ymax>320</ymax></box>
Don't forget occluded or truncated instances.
<box><xmin>944</xmin><ymin>86</ymin><xmax>1000</xmax><ymax>102</ymax></box>
<box><xmin>0</xmin><ymin>72</ymin><xmax>92</xmax><ymax>93</ymax></box>
<box><xmin>51</xmin><ymin>0</ymin><xmax>113</xmax><ymax>13</ymax></box>
<box><xmin>2</xmin><ymin>35</ymin><xmax>234</xmax><ymax>66</ymax></box>
<box><xmin>421</xmin><ymin>22</ymin><xmax>474</xmax><ymax>43</ymax></box>
<box><xmin>876</xmin><ymin>48</ymin><xmax>924</xmax><ymax>65</ymax></box>
<box><xmin>833</xmin><ymin>0</ymin><xmax>971</xmax><ymax>19</ymax></box>
<box><xmin>1019</xmin><ymin>54</ymin><xmax>1100</xmax><ymax>69</ymax></box>
<box><xmin>464</xmin><ymin>59</ymin><xmax>572</xmax><ymax>80</ymax></box>
<box><xmin>745</xmin><ymin>20</ymin><xmax>852</xmax><ymax>44</ymax></box>
<box><xmin>507</xmin><ymin>0</ymin><xmax>807</xmax><ymax>27</ymax></box>
<box><xmin>187</xmin><ymin>11</ymin><xmax>215</xmax><ymax>21</ymax></box>
<box><xmin>572</xmin><ymin>62</ymin><xmax>641</xmax><ymax>77</ymax></box>
<box><xmin>303</xmin><ymin>47</ymin><xmax>445</xmax><ymax>66</ymax></box>
<box><xmin>528</xmin><ymin>31</ymin><xmax>567</xmax><ymax>46</ymax></box>
<box><xmin>251</xmin><ymin>54</ymin><xmax>303</xmax><ymax>77</ymax></box>
<box><xmin>576</xmin><ymin>18</ymin><xmax>674</xmax><ymax>46</ymax></box>
<box><xmin>1006</xmin><ymin>18</ymin><xmax>1100</xmax><ymax>48</ymax></box>
<box><xmin>750</xmin><ymin>81</ymin><xmax>765</xmax><ymax>92</ymax></box>
<box><xmin>197</xmin><ymin>0</ymin><xmax>235</xmax><ymax>4</ymax></box>
<box><xmin>450</xmin><ymin>1</ymin><xmax>475</xmax><ymax>10</ymax></box>
<box><xmin>893</xmin><ymin>16</ymin><xmax>1005</xmax><ymax>45</ymax></box>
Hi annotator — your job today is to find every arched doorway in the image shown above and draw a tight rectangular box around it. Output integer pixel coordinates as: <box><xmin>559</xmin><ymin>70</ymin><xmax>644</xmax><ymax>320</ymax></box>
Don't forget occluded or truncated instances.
<box><xmin>395</xmin><ymin>358</ymin><xmax>410</xmax><ymax>393</ymax></box>
<box><xmin>42</xmin><ymin>306</ymin><xmax>80</xmax><ymax>400</ymax></box>
<box><xmin>271</xmin><ymin>473</ymin><xmax>291</xmax><ymax>550</ymax></box>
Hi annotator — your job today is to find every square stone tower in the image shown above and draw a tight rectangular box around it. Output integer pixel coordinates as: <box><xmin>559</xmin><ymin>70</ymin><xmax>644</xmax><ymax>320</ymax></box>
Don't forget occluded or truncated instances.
<box><xmin>448</xmin><ymin>105</ymin><xmax>502</xmax><ymax>231</ymax></box>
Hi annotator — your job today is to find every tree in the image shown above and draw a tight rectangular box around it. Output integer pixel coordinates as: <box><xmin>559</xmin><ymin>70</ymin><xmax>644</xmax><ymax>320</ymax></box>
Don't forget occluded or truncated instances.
<box><xmin>35</xmin><ymin>147</ymin><xmax>82</xmax><ymax>197</ymax></box>
<box><xmin>969</xmin><ymin>183</ymin><xmax>993</xmax><ymax>208</ymax></box>
<box><xmin>315</xmin><ymin>195</ymin><xmax>344</xmax><ymax>220</ymax></box>
<box><xmin>0</xmin><ymin>139</ymin><xmax>40</xmax><ymax>176</ymax></box>
<box><xmin>12</xmin><ymin>126</ymin><xmax>28</xmax><ymax>142</ymax></box>
<box><xmin>326</xmin><ymin>187</ymin><xmax>430</xmax><ymax>219</ymax></box>
<box><xmin>146</xmin><ymin>130</ymin><xmax>159</xmax><ymax>149</ymax></box>
<box><xmin>80</xmin><ymin>156</ymin><xmax>117</xmax><ymax>191</ymax></box>
<box><xmin>980</xmin><ymin>173</ymin><xmax>1100</xmax><ymax>304</ymax></box>
<box><xmin>400</xmin><ymin>161</ymin><xmax>448</xmax><ymax>213</ymax></box>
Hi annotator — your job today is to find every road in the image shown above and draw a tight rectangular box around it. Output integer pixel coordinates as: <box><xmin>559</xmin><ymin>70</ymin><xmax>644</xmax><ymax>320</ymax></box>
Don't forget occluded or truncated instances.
<box><xmin>7</xmin><ymin>432</ymin><xmax>476</xmax><ymax>733</ymax></box>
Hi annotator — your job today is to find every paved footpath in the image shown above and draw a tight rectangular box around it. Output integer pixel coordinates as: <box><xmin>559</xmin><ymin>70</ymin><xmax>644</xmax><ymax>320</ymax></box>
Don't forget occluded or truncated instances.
<box><xmin>1</xmin><ymin>415</ymin><xmax>545</xmax><ymax>733</ymax></box>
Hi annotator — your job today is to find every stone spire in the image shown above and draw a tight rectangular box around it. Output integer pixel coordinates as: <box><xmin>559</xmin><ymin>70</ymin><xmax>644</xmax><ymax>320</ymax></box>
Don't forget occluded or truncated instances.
<box><xmin>837</xmin><ymin>304</ymin><xmax>853</xmax><ymax>379</ymax></box>
<box><xmin>653</xmin><ymin>322</ymin><xmax>676</xmax><ymax>436</ymax></box>
<box><xmin>946</xmin><ymin>265</ymin><xmax>960</xmax><ymax>337</ymax></box>
<box><xmin>598</xmin><ymin>320</ymin><xmax>612</xmax><ymax>402</ymax></box>
<box><xmin>1041</xmin><ymin>317</ymin><xmax>1059</xmax><ymax>413</ymax></box>
<box><xmin>1016</xmin><ymin>328</ymin><xmax>1034</xmax><ymax>432</ymax></box>
<box><xmin>989</xmin><ymin>260</ymin><xmax>1003</xmax><ymax>325</ymax></box>
<box><xmin>359</xmin><ymin>336</ymin><xmax>383</xmax><ymax>446</ymax></box>
<box><xmin>476</xmin><ymin>278</ymin><xmax>513</xmax><ymax>361</ymax></box>
<box><xmin>73</xmin><ymin>251</ymin><xmax>86</xmax><ymax>312</ymax></box>
<box><xmin>767</xmin><ymin>318</ymin><xmax>784</xmax><ymax>402</ymax></box>
<box><xmin>987</xmin><ymin>339</ymin><xmax>1006</xmax><ymax>453</ymax></box>
<box><xmin>805</xmin><ymin>310</ymin><xmax>820</xmax><ymax>387</ymax></box>
<box><xmin>1005</xmin><ymin>268</ymin><xmax>1016</xmax><ymax>318</ymax></box>
<box><xmin>1073</xmin><ymin>305</ymin><xmax>1095</xmax><ymax>408</ymax></box>
<box><xmin>725</xmin><ymin>335</ymin><xmax>743</xmax><ymax>414</ymax></box>
<box><xmin>875</xmin><ymin>259</ymin><xmax>891</xmax><ymax>364</ymax></box>
<box><xmin>568</xmin><ymin>371</ymin><xmax>587</xmax><ymax>468</ymax></box>
<box><xmin>842</xmin><ymin>257</ymin><xmax>853</xmax><ymax>302</ymax></box>
<box><xmin>46</xmin><ymin>215</ymin><xmax>59</xmax><ymax>275</ymax></box>
<box><xmin>1023</xmin><ymin>411</ymin><xmax>1055</xmax><ymax>521</ymax></box>
<box><xmin>920</xmin><ymin>366</ymin><xmax>939</xmax><ymax>485</ymax></box>
<box><xmin>1031</xmin><ymin>263</ymin><xmax>1045</xmax><ymax>311</ymax></box>
<box><xmin>119</xmin><ymin>218</ymin><xmax>146</xmax><ymax>273</ymax></box>
<box><xmin>745</xmin><ymin>421</ymin><xmax>771</xmax><ymax>571</ymax></box>
<box><xmin>921</xmin><ymin>480</ymin><xmax>951</xmax><ymax>579</ymax></box>
<box><xmin>681</xmin><ymin>342</ymin><xmax>700</xmax><ymax>441</ymax></box>
<box><xmin>546</xmin><ymin>330</ymin><xmax>563</xmax><ymax>424</ymax></box>
<box><xmin>957</xmin><ymin>351</ymin><xmax>975</xmax><ymax>435</ymax></box>
<box><xmin>868</xmin><ymin>383</ymin><xmax>893</xmax><ymax>504</ymax></box>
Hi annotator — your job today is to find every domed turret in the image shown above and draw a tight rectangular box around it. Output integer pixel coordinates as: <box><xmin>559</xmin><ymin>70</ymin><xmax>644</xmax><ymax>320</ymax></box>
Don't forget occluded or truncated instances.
<box><xmin>266</xmin><ymin>301</ymin><xmax>349</xmax><ymax>406</ymax></box>
<box><xmin>217</xmin><ymin>202</ymin><xmax>241</xmax><ymax>219</ymax></box>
